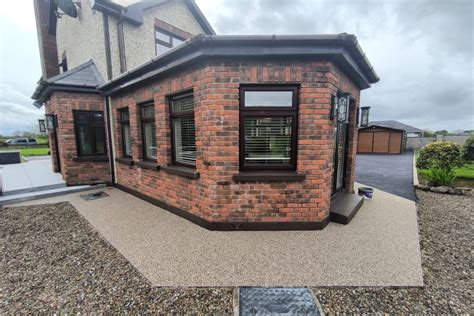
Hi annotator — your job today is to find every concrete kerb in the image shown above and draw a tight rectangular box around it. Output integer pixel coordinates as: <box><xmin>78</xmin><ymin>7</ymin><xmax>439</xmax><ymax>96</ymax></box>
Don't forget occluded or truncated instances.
<box><xmin>413</xmin><ymin>149</ymin><xmax>419</xmax><ymax>187</ymax></box>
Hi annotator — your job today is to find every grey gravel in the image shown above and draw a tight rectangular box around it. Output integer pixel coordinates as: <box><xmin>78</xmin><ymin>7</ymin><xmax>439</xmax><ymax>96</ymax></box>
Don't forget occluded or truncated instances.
<box><xmin>0</xmin><ymin>202</ymin><xmax>233</xmax><ymax>314</ymax></box>
<box><xmin>312</xmin><ymin>190</ymin><xmax>473</xmax><ymax>314</ymax></box>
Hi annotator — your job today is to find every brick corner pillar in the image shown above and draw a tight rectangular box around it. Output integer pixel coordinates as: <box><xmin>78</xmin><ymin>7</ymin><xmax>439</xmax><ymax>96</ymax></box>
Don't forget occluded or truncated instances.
<box><xmin>33</xmin><ymin>0</ymin><xmax>59</xmax><ymax>80</ymax></box>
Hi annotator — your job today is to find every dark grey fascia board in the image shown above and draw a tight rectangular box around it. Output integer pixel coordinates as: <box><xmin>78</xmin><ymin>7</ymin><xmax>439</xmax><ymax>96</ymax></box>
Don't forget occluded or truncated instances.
<box><xmin>101</xmin><ymin>45</ymin><xmax>373</xmax><ymax>95</ymax></box>
<box><xmin>32</xmin><ymin>83</ymin><xmax>101</xmax><ymax>106</ymax></box>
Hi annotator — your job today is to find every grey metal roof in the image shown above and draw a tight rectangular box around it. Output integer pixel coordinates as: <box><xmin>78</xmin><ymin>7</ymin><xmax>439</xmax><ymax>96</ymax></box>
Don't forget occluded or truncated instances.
<box><xmin>99</xmin><ymin>33</ymin><xmax>379</xmax><ymax>95</ymax></box>
<box><xmin>32</xmin><ymin>60</ymin><xmax>104</xmax><ymax>106</ymax></box>
<box><xmin>368</xmin><ymin>120</ymin><xmax>423</xmax><ymax>133</ymax></box>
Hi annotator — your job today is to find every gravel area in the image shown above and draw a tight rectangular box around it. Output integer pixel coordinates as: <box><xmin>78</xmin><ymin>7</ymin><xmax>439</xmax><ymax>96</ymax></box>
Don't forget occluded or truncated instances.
<box><xmin>0</xmin><ymin>202</ymin><xmax>233</xmax><ymax>314</ymax></box>
<box><xmin>312</xmin><ymin>190</ymin><xmax>473</xmax><ymax>314</ymax></box>
<box><xmin>1</xmin><ymin>191</ymin><xmax>472</xmax><ymax>313</ymax></box>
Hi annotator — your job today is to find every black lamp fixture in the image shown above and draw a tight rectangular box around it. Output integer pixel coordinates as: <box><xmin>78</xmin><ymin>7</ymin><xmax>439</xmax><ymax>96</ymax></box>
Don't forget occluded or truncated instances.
<box><xmin>360</xmin><ymin>106</ymin><xmax>371</xmax><ymax>127</ymax></box>
<box><xmin>45</xmin><ymin>114</ymin><xmax>56</xmax><ymax>131</ymax></box>
<box><xmin>38</xmin><ymin>119</ymin><xmax>46</xmax><ymax>133</ymax></box>
<box><xmin>337</xmin><ymin>92</ymin><xmax>351</xmax><ymax>123</ymax></box>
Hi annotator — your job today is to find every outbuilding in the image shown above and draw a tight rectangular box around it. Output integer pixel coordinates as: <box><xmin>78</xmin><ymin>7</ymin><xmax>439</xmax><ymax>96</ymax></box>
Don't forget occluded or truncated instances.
<box><xmin>358</xmin><ymin>125</ymin><xmax>406</xmax><ymax>154</ymax></box>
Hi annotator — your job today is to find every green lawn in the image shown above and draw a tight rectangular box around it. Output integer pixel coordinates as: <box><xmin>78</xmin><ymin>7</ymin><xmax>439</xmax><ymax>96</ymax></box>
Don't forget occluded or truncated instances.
<box><xmin>0</xmin><ymin>147</ymin><xmax>50</xmax><ymax>157</ymax></box>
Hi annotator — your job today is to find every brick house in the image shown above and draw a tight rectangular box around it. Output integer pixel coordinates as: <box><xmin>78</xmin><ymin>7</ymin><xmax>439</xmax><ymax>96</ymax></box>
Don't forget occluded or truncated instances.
<box><xmin>32</xmin><ymin>1</ymin><xmax>379</xmax><ymax>230</ymax></box>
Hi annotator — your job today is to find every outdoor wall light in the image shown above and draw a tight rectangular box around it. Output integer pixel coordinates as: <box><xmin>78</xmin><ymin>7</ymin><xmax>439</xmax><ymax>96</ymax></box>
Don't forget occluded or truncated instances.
<box><xmin>360</xmin><ymin>106</ymin><xmax>371</xmax><ymax>127</ymax></box>
<box><xmin>337</xmin><ymin>93</ymin><xmax>351</xmax><ymax>123</ymax></box>
<box><xmin>45</xmin><ymin>114</ymin><xmax>56</xmax><ymax>131</ymax></box>
<box><xmin>38</xmin><ymin>119</ymin><xmax>46</xmax><ymax>133</ymax></box>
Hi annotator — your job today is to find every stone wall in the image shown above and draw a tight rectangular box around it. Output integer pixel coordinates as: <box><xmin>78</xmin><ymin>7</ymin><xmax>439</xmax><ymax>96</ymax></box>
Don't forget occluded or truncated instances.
<box><xmin>407</xmin><ymin>135</ymin><xmax>470</xmax><ymax>150</ymax></box>
<box><xmin>110</xmin><ymin>58</ymin><xmax>361</xmax><ymax>227</ymax></box>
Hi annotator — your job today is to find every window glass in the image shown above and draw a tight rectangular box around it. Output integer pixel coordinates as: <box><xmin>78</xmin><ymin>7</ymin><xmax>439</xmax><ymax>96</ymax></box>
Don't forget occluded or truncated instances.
<box><xmin>156</xmin><ymin>43</ymin><xmax>169</xmax><ymax>55</ymax></box>
<box><xmin>155</xmin><ymin>30</ymin><xmax>171</xmax><ymax>43</ymax></box>
<box><xmin>171</xmin><ymin>94</ymin><xmax>196</xmax><ymax>166</ymax></box>
<box><xmin>173</xmin><ymin>116</ymin><xmax>196</xmax><ymax>165</ymax></box>
<box><xmin>141</xmin><ymin>105</ymin><xmax>155</xmax><ymax>119</ymax></box>
<box><xmin>123</xmin><ymin>124</ymin><xmax>132</xmax><ymax>156</ymax></box>
<box><xmin>94</xmin><ymin>127</ymin><xmax>106</xmax><ymax>154</ymax></box>
<box><xmin>244</xmin><ymin>117</ymin><xmax>292</xmax><ymax>165</ymax></box>
<box><xmin>244</xmin><ymin>91</ymin><xmax>293</xmax><ymax>107</ymax></box>
<box><xmin>78</xmin><ymin>125</ymin><xmax>93</xmax><ymax>156</ymax></box>
<box><xmin>172</xmin><ymin>95</ymin><xmax>194</xmax><ymax>113</ymax></box>
<box><xmin>172</xmin><ymin>37</ymin><xmax>184</xmax><ymax>46</ymax></box>
<box><xmin>143</xmin><ymin>121</ymin><xmax>157</xmax><ymax>160</ymax></box>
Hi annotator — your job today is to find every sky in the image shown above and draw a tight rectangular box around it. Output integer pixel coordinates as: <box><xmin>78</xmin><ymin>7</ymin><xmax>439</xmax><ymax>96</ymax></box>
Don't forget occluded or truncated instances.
<box><xmin>0</xmin><ymin>0</ymin><xmax>472</xmax><ymax>135</ymax></box>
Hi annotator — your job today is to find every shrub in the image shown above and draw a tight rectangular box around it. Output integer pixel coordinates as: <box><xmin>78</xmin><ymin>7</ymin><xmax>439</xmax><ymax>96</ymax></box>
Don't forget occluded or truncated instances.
<box><xmin>426</xmin><ymin>168</ymin><xmax>456</xmax><ymax>186</ymax></box>
<box><xmin>461</xmin><ymin>136</ymin><xmax>474</xmax><ymax>161</ymax></box>
<box><xmin>416</xmin><ymin>142</ymin><xmax>464</xmax><ymax>171</ymax></box>
<box><xmin>0</xmin><ymin>139</ymin><xmax>8</xmax><ymax>147</ymax></box>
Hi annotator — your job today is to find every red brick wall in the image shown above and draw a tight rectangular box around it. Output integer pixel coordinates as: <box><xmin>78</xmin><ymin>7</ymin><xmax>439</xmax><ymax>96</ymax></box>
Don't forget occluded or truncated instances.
<box><xmin>45</xmin><ymin>91</ymin><xmax>111</xmax><ymax>185</ymax></box>
<box><xmin>110</xmin><ymin>59</ymin><xmax>361</xmax><ymax>224</ymax></box>
<box><xmin>33</xmin><ymin>0</ymin><xmax>59</xmax><ymax>79</ymax></box>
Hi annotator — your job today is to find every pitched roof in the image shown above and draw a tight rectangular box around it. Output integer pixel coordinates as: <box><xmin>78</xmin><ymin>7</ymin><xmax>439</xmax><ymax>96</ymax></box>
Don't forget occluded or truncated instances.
<box><xmin>32</xmin><ymin>60</ymin><xmax>104</xmax><ymax>106</ymax></box>
<box><xmin>45</xmin><ymin>59</ymin><xmax>105</xmax><ymax>87</ymax></box>
<box><xmin>100</xmin><ymin>33</ymin><xmax>379</xmax><ymax>94</ymax></box>
<box><xmin>367</xmin><ymin>120</ymin><xmax>423</xmax><ymax>133</ymax></box>
<box><xmin>93</xmin><ymin>0</ymin><xmax>215</xmax><ymax>34</ymax></box>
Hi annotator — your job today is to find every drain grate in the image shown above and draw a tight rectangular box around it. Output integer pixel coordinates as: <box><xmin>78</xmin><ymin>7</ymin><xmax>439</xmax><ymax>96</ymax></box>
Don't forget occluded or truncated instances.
<box><xmin>80</xmin><ymin>191</ymin><xmax>109</xmax><ymax>201</ymax></box>
<box><xmin>239</xmin><ymin>287</ymin><xmax>321</xmax><ymax>315</ymax></box>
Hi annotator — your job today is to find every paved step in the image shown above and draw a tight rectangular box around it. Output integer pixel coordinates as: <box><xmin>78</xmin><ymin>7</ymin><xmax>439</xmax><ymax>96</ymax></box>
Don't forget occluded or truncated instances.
<box><xmin>329</xmin><ymin>191</ymin><xmax>364</xmax><ymax>224</ymax></box>
<box><xmin>0</xmin><ymin>184</ymin><xmax>106</xmax><ymax>207</ymax></box>
<box><xmin>2</xmin><ymin>183</ymin><xmax>67</xmax><ymax>196</ymax></box>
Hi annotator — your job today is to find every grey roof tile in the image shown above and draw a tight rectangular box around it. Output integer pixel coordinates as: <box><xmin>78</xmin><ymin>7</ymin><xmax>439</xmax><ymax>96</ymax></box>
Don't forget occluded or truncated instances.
<box><xmin>368</xmin><ymin>120</ymin><xmax>423</xmax><ymax>133</ymax></box>
<box><xmin>46</xmin><ymin>59</ymin><xmax>105</xmax><ymax>87</ymax></box>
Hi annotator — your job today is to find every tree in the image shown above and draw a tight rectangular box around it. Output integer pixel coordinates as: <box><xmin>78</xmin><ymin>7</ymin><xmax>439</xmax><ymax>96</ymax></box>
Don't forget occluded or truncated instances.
<box><xmin>435</xmin><ymin>130</ymin><xmax>449</xmax><ymax>136</ymax></box>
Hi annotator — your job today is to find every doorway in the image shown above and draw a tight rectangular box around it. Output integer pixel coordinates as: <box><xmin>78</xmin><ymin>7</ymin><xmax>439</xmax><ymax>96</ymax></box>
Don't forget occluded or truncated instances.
<box><xmin>332</xmin><ymin>95</ymin><xmax>351</xmax><ymax>194</ymax></box>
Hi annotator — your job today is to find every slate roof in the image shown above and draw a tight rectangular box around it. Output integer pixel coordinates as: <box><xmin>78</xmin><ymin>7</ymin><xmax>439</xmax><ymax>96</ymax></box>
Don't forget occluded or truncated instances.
<box><xmin>367</xmin><ymin>120</ymin><xmax>423</xmax><ymax>133</ymax></box>
<box><xmin>32</xmin><ymin>60</ymin><xmax>104</xmax><ymax>106</ymax></box>
<box><xmin>45</xmin><ymin>59</ymin><xmax>104</xmax><ymax>87</ymax></box>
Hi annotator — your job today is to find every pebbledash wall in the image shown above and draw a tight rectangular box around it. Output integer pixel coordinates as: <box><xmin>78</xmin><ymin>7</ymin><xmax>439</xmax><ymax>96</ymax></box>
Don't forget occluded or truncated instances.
<box><xmin>109</xmin><ymin>58</ymin><xmax>361</xmax><ymax>229</ymax></box>
<box><xmin>46</xmin><ymin>91</ymin><xmax>111</xmax><ymax>185</ymax></box>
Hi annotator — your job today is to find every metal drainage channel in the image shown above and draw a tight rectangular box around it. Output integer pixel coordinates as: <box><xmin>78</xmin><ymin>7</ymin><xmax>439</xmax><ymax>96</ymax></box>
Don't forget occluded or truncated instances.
<box><xmin>80</xmin><ymin>191</ymin><xmax>109</xmax><ymax>201</ymax></box>
<box><xmin>237</xmin><ymin>287</ymin><xmax>322</xmax><ymax>315</ymax></box>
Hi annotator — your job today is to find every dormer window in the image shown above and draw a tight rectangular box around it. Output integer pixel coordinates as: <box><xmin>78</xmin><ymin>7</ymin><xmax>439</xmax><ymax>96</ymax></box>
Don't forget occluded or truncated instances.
<box><xmin>155</xmin><ymin>28</ymin><xmax>185</xmax><ymax>56</ymax></box>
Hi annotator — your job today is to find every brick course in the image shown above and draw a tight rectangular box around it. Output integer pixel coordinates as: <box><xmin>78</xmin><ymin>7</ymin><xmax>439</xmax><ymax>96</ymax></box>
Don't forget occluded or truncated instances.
<box><xmin>110</xmin><ymin>58</ymin><xmax>361</xmax><ymax>225</ymax></box>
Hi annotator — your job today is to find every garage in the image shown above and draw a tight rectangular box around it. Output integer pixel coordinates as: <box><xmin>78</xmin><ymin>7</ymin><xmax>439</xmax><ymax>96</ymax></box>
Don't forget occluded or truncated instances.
<box><xmin>358</xmin><ymin>126</ymin><xmax>406</xmax><ymax>154</ymax></box>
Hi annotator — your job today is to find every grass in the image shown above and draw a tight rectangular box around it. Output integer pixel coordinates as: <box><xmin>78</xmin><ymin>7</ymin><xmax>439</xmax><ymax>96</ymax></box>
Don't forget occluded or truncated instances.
<box><xmin>415</xmin><ymin>150</ymin><xmax>474</xmax><ymax>187</ymax></box>
<box><xmin>0</xmin><ymin>147</ymin><xmax>50</xmax><ymax>157</ymax></box>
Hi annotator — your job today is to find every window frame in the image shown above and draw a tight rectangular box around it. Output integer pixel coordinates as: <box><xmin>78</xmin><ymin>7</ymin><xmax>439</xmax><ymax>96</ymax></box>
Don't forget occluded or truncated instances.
<box><xmin>119</xmin><ymin>108</ymin><xmax>131</xmax><ymax>158</ymax></box>
<box><xmin>73</xmin><ymin>110</ymin><xmax>107</xmax><ymax>157</ymax></box>
<box><xmin>239</xmin><ymin>85</ymin><xmax>299</xmax><ymax>172</ymax></box>
<box><xmin>168</xmin><ymin>90</ymin><xmax>196</xmax><ymax>168</ymax></box>
<box><xmin>154</xmin><ymin>27</ymin><xmax>185</xmax><ymax>56</ymax></box>
<box><xmin>139</xmin><ymin>102</ymin><xmax>157</xmax><ymax>162</ymax></box>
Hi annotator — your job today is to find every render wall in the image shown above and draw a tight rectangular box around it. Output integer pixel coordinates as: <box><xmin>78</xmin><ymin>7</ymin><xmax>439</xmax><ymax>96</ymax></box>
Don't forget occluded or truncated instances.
<box><xmin>45</xmin><ymin>91</ymin><xmax>111</xmax><ymax>185</ymax></box>
<box><xmin>56</xmin><ymin>0</ymin><xmax>205</xmax><ymax>80</ymax></box>
<box><xmin>56</xmin><ymin>1</ymin><xmax>108</xmax><ymax>79</ymax></box>
<box><xmin>110</xmin><ymin>59</ymin><xmax>361</xmax><ymax>226</ymax></box>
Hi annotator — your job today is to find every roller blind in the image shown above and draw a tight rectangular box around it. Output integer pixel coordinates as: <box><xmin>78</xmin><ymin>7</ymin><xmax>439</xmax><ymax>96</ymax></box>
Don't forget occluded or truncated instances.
<box><xmin>244</xmin><ymin>116</ymin><xmax>292</xmax><ymax>165</ymax></box>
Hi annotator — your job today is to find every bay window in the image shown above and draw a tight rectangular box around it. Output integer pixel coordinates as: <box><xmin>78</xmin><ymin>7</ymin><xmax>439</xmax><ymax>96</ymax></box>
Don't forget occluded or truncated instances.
<box><xmin>170</xmin><ymin>92</ymin><xmax>196</xmax><ymax>167</ymax></box>
<box><xmin>140</xmin><ymin>103</ymin><xmax>157</xmax><ymax>161</ymax></box>
<box><xmin>239</xmin><ymin>85</ymin><xmax>298</xmax><ymax>171</ymax></box>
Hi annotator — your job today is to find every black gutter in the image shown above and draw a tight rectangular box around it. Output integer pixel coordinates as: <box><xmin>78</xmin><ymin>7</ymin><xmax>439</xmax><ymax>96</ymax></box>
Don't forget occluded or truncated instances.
<box><xmin>99</xmin><ymin>34</ymin><xmax>379</xmax><ymax>95</ymax></box>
